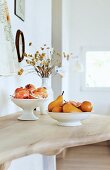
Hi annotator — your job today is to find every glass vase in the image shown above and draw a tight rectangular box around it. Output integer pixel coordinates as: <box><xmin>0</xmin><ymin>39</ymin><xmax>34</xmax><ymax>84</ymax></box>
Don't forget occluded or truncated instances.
<box><xmin>40</xmin><ymin>77</ymin><xmax>54</xmax><ymax>114</ymax></box>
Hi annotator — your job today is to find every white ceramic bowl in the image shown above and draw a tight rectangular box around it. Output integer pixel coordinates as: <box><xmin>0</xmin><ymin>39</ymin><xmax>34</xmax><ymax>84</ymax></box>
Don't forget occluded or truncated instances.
<box><xmin>48</xmin><ymin>112</ymin><xmax>92</xmax><ymax>126</ymax></box>
<box><xmin>11</xmin><ymin>97</ymin><xmax>46</xmax><ymax>121</ymax></box>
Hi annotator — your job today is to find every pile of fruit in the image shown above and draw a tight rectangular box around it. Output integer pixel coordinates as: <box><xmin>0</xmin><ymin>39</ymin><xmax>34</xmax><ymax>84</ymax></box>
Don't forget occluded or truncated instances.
<box><xmin>13</xmin><ymin>84</ymin><xmax>48</xmax><ymax>99</ymax></box>
<box><xmin>48</xmin><ymin>92</ymin><xmax>93</xmax><ymax>113</ymax></box>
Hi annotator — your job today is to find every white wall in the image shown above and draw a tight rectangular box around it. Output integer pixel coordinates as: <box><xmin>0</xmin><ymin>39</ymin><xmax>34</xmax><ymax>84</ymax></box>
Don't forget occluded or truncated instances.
<box><xmin>66</xmin><ymin>0</ymin><xmax>110</xmax><ymax>115</ymax></box>
<box><xmin>52</xmin><ymin>0</ymin><xmax>62</xmax><ymax>98</ymax></box>
<box><xmin>52</xmin><ymin>0</ymin><xmax>72</xmax><ymax>100</ymax></box>
<box><xmin>0</xmin><ymin>0</ymin><xmax>51</xmax><ymax>169</ymax></box>
<box><xmin>62</xmin><ymin>0</ymin><xmax>72</xmax><ymax>100</ymax></box>
<box><xmin>8</xmin><ymin>0</ymin><xmax>51</xmax><ymax>48</ymax></box>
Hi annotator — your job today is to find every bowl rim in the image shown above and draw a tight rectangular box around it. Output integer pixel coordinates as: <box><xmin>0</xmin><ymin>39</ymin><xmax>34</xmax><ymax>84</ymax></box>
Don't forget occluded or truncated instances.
<box><xmin>48</xmin><ymin>111</ymin><xmax>92</xmax><ymax>116</ymax></box>
<box><xmin>10</xmin><ymin>96</ymin><xmax>48</xmax><ymax>101</ymax></box>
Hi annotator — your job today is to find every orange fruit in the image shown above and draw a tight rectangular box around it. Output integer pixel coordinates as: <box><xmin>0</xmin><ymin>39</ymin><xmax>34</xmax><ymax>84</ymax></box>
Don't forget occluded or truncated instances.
<box><xmin>80</xmin><ymin>101</ymin><xmax>93</xmax><ymax>112</ymax></box>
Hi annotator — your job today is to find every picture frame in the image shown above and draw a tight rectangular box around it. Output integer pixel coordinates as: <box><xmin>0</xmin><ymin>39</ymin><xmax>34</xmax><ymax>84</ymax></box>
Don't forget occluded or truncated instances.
<box><xmin>15</xmin><ymin>30</ymin><xmax>25</xmax><ymax>62</ymax></box>
<box><xmin>14</xmin><ymin>0</ymin><xmax>25</xmax><ymax>21</ymax></box>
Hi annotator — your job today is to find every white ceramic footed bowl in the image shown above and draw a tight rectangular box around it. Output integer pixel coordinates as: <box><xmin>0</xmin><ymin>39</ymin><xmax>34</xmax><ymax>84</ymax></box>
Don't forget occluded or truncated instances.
<box><xmin>11</xmin><ymin>97</ymin><xmax>46</xmax><ymax>121</ymax></box>
<box><xmin>48</xmin><ymin>112</ymin><xmax>92</xmax><ymax>126</ymax></box>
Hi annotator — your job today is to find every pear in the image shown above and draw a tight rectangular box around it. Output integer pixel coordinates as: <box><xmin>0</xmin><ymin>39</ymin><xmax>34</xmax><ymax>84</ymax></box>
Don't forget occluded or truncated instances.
<box><xmin>52</xmin><ymin>106</ymin><xmax>63</xmax><ymax>112</ymax></box>
<box><xmin>63</xmin><ymin>102</ymin><xmax>82</xmax><ymax>113</ymax></box>
<box><xmin>48</xmin><ymin>92</ymin><xmax>64</xmax><ymax>112</ymax></box>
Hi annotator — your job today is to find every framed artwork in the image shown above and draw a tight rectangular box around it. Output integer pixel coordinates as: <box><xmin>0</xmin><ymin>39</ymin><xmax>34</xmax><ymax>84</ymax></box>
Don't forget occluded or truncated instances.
<box><xmin>14</xmin><ymin>0</ymin><xmax>25</xmax><ymax>21</ymax></box>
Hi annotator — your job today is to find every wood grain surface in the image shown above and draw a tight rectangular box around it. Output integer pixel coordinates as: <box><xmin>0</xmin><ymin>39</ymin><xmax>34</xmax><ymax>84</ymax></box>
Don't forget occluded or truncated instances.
<box><xmin>0</xmin><ymin>162</ymin><xmax>10</xmax><ymax>170</ymax></box>
<box><xmin>0</xmin><ymin>112</ymin><xmax>110</xmax><ymax>165</ymax></box>
<box><xmin>57</xmin><ymin>142</ymin><xmax>110</xmax><ymax>170</ymax></box>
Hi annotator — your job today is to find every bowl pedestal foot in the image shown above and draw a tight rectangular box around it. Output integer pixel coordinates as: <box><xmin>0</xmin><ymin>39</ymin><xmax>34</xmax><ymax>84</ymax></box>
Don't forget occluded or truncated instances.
<box><xmin>18</xmin><ymin>110</ymin><xmax>39</xmax><ymax>121</ymax></box>
<box><xmin>57</xmin><ymin>121</ymin><xmax>82</xmax><ymax>127</ymax></box>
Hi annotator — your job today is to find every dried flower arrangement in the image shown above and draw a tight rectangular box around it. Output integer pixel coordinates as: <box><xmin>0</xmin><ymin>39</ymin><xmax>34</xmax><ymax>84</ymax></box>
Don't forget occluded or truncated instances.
<box><xmin>18</xmin><ymin>43</ymin><xmax>72</xmax><ymax>78</ymax></box>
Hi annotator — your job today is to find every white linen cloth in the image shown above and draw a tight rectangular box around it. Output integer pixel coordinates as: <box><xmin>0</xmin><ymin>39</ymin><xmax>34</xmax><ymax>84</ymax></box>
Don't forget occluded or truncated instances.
<box><xmin>0</xmin><ymin>0</ymin><xmax>18</xmax><ymax>76</ymax></box>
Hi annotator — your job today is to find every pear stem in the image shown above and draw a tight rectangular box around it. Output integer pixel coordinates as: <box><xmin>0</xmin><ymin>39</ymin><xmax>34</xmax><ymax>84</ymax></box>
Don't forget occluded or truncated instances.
<box><xmin>62</xmin><ymin>91</ymin><xmax>64</xmax><ymax>95</ymax></box>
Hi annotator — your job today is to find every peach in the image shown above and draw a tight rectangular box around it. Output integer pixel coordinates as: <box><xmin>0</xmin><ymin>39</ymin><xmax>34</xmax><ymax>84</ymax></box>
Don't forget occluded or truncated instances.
<box><xmin>70</xmin><ymin>101</ymin><xmax>81</xmax><ymax>108</ymax></box>
<box><xmin>15</xmin><ymin>89</ymin><xmax>29</xmax><ymax>99</ymax></box>
<box><xmin>36</xmin><ymin>87</ymin><xmax>47</xmax><ymax>93</ymax></box>
<box><xmin>41</xmin><ymin>92</ymin><xmax>48</xmax><ymax>98</ymax></box>
<box><xmin>28</xmin><ymin>94</ymin><xmax>36</xmax><ymax>99</ymax></box>
<box><xmin>25</xmin><ymin>84</ymin><xmax>36</xmax><ymax>92</ymax></box>
<box><xmin>31</xmin><ymin>89</ymin><xmax>48</xmax><ymax>98</ymax></box>
<box><xmin>15</xmin><ymin>87</ymin><xmax>23</xmax><ymax>93</ymax></box>
<box><xmin>29</xmin><ymin>90</ymin><xmax>40</xmax><ymax>99</ymax></box>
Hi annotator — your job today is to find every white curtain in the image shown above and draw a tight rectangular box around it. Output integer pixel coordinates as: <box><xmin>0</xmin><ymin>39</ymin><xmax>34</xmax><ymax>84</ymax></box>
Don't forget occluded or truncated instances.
<box><xmin>0</xmin><ymin>0</ymin><xmax>18</xmax><ymax>75</ymax></box>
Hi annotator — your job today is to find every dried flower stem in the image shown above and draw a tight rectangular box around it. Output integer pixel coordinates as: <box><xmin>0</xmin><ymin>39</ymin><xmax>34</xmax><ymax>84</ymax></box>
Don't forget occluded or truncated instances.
<box><xmin>18</xmin><ymin>43</ymin><xmax>72</xmax><ymax>78</ymax></box>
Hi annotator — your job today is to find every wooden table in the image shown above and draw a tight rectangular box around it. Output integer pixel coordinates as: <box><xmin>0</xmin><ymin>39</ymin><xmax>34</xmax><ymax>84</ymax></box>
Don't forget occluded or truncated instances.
<box><xmin>0</xmin><ymin>112</ymin><xmax>110</xmax><ymax>170</ymax></box>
